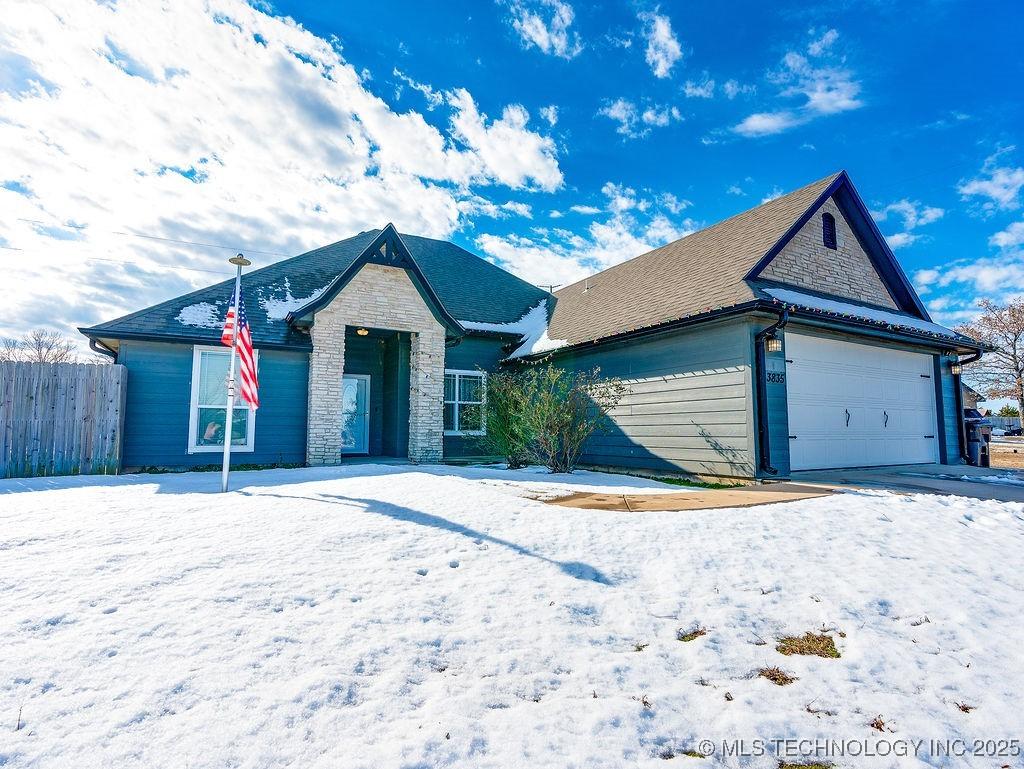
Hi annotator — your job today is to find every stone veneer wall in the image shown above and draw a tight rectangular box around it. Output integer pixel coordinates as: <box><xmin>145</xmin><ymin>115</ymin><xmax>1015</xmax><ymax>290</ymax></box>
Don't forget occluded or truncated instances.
<box><xmin>761</xmin><ymin>197</ymin><xmax>898</xmax><ymax>309</ymax></box>
<box><xmin>306</xmin><ymin>263</ymin><xmax>445</xmax><ymax>465</ymax></box>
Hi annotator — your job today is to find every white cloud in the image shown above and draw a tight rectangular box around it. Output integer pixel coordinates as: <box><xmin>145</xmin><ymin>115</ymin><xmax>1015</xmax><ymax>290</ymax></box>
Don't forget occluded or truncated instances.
<box><xmin>991</xmin><ymin>221</ymin><xmax>1024</xmax><ymax>249</ymax></box>
<box><xmin>733</xmin><ymin>29</ymin><xmax>862</xmax><ymax>137</ymax></box>
<box><xmin>506</xmin><ymin>0</ymin><xmax>583</xmax><ymax>60</ymax></box>
<box><xmin>734</xmin><ymin>111</ymin><xmax>802</xmax><ymax>138</ymax></box>
<box><xmin>539</xmin><ymin>104</ymin><xmax>558</xmax><ymax>126</ymax></box>
<box><xmin>807</xmin><ymin>28</ymin><xmax>838</xmax><ymax>56</ymax></box>
<box><xmin>959</xmin><ymin>149</ymin><xmax>1024</xmax><ymax>212</ymax></box>
<box><xmin>683</xmin><ymin>75</ymin><xmax>714</xmax><ymax>98</ymax></box>
<box><xmin>885</xmin><ymin>232</ymin><xmax>919</xmax><ymax>250</ymax></box>
<box><xmin>639</xmin><ymin>10</ymin><xmax>682</xmax><ymax>79</ymax></box>
<box><xmin>392</xmin><ymin>68</ymin><xmax>444</xmax><ymax>109</ymax></box>
<box><xmin>477</xmin><ymin>180</ymin><xmax>697</xmax><ymax>287</ymax></box>
<box><xmin>0</xmin><ymin>0</ymin><xmax>564</xmax><ymax>343</ymax></box>
<box><xmin>569</xmin><ymin>204</ymin><xmax>601</xmax><ymax>215</ymax></box>
<box><xmin>873</xmin><ymin>199</ymin><xmax>945</xmax><ymax>229</ymax></box>
<box><xmin>761</xmin><ymin>186</ymin><xmax>784</xmax><ymax>204</ymax></box>
<box><xmin>873</xmin><ymin>199</ymin><xmax>944</xmax><ymax>249</ymax></box>
<box><xmin>598</xmin><ymin>97</ymin><xmax>680</xmax><ymax>138</ymax></box>
<box><xmin>727</xmin><ymin>184</ymin><xmax>745</xmax><ymax>196</ymax></box>
<box><xmin>722</xmin><ymin>79</ymin><xmax>755</xmax><ymax>99</ymax></box>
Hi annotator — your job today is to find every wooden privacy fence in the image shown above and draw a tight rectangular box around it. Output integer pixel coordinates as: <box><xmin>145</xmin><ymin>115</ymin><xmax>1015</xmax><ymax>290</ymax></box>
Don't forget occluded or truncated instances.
<box><xmin>0</xmin><ymin>362</ymin><xmax>127</xmax><ymax>479</ymax></box>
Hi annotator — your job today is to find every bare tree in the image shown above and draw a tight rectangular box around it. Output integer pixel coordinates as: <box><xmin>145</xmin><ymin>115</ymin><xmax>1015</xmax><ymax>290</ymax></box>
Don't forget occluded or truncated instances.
<box><xmin>955</xmin><ymin>299</ymin><xmax>1024</xmax><ymax>416</ymax></box>
<box><xmin>0</xmin><ymin>329</ymin><xmax>79</xmax><ymax>364</ymax></box>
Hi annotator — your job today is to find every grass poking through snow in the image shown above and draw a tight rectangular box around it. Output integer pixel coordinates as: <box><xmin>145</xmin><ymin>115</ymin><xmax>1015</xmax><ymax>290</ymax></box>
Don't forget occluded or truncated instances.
<box><xmin>677</xmin><ymin>626</ymin><xmax>707</xmax><ymax>642</ymax></box>
<box><xmin>758</xmin><ymin>666</ymin><xmax>797</xmax><ymax>686</ymax></box>
<box><xmin>776</xmin><ymin>632</ymin><xmax>840</xmax><ymax>658</ymax></box>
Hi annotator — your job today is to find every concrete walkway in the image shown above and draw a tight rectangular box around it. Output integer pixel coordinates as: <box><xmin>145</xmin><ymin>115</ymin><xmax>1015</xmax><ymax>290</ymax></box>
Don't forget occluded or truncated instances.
<box><xmin>791</xmin><ymin>463</ymin><xmax>1024</xmax><ymax>503</ymax></box>
<box><xmin>547</xmin><ymin>483</ymin><xmax>833</xmax><ymax>512</ymax></box>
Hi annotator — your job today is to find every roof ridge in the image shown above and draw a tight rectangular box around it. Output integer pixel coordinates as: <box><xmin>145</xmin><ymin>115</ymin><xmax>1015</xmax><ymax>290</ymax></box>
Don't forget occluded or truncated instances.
<box><xmin>555</xmin><ymin>171</ymin><xmax>843</xmax><ymax>297</ymax></box>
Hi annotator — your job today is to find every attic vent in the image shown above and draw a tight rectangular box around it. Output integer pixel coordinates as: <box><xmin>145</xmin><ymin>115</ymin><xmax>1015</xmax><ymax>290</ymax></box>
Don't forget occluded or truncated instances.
<box><xmin>822</xmin><ymin>212</ymin><xmax>837</xmax><ymax>250</ymax></box>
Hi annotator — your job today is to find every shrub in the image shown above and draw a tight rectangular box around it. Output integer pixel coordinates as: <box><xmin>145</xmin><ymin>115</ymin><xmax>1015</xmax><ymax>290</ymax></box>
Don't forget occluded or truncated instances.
<box><xmin>522</xmin><ymin>365</ymin><xmax>627</xmax><ymax>473</ymax></box>
<box><xmin>483</xmin><ymin>369</ymin><xmax>536</xmax><ymax>469</ymax></box>
<box><xmin>482</xmin><ymin>364</ymin><xmax>627</xmax><ymax>473</ymax></box>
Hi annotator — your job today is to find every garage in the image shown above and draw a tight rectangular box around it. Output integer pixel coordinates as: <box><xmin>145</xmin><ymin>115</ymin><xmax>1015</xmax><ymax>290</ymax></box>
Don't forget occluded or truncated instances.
<box><xmin>785</xmin><ymin>332</ymin><xmax>940</xmax><ymax>471</ymax></box>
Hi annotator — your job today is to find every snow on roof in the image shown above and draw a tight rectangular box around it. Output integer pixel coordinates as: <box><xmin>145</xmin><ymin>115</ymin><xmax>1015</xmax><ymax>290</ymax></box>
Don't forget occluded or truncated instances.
<box><xmin>459</xmin><ymin>300</ymin><xmax>568</xmax><ymax>359</ymax></box>
<box><xmin>175</xmin><ymin>302</ymin><xmax>221</xmax><ymax>329</ymax></box>
<box><xmin>763</xmin><ymin>287</ymin><xmax>961</xmax><ymax>339</ymax></box>
<box><xmin>258</xmin><ymin>278</ymin><xmax>328</xmax><ymax>321</ymax></box>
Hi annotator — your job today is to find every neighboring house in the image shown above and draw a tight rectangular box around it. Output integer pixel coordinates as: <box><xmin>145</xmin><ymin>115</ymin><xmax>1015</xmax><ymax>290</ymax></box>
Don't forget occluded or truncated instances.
<box><xmin>81</xmin><ymin>171</ymin><xmax>984</xmax><ymax>480</ymax></box>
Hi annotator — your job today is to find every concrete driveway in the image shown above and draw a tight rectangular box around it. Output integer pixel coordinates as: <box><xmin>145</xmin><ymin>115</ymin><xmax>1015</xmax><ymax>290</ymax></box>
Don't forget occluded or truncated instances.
<box><xmin>790</xmin><ymin>463</ymin><xmax>1024</xmax><ymax>503</ymax></box>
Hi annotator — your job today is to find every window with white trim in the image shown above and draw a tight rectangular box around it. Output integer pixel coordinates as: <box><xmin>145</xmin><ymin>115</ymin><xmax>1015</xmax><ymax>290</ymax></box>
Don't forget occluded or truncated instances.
<box><xmin>443</xmin><ymin>370</ymin><xmax>485</xmax><ymax>436</ymax></box>
<box><xmin>187</xmin><ymin>345</ymin><xmax>257</xmax><ymax>453</ymax></box>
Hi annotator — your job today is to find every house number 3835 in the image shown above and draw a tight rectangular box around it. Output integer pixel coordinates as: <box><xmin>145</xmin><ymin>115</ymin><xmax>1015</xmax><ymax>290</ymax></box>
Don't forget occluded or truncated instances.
<box><xmin>766</xmin><ymin>372</ymin><xmax>786</xmax><ymax>384</ymax></box>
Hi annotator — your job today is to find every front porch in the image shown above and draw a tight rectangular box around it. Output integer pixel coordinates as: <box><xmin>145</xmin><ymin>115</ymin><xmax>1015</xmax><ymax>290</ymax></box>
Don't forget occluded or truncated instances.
<box><xmin>304</xmin><ymin>261</ymin><xmax>448</xmax><ymax>466</ymax></box>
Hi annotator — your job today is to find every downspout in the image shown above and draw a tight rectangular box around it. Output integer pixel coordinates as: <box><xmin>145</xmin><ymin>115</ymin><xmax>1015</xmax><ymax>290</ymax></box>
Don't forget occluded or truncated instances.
<box><xmin>89</xmin><ymin>338</ymin><xmax>117</xmax><ymax>361</ymax></box>
<box><xmin>952</xmin><ymin>349</ymin><xmax>983</xmax><ymax>462</ymax></box>
<box><xmin>754</xmin><ymin>308</ymin><xmax>789</xmax><ymax>476</ymax></box>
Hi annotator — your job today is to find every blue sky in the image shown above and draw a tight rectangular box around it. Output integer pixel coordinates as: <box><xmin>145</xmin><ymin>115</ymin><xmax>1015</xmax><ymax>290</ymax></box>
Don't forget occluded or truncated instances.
<box><xmin>0</xmin><ymin>0</ymin><xmax>1022</xmax><ymax>344</ymax></box>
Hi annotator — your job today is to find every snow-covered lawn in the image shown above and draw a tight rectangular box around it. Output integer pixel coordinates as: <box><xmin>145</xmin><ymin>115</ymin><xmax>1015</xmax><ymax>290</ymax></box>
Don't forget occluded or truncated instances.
<box><xmin>2</xmin><ymin>465</ymin><xmax>1023</xmax><ymax>768</ymax></box>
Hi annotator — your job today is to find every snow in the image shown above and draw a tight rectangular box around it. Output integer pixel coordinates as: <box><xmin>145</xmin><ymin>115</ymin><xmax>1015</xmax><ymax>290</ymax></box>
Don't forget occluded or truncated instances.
<box><xmin>2</xmin><ymin>465</ymin><xmax>1023</xmax><ymax>768</ymax></box>
<box><xmin>259</xmin><ymin>278</ymin><xmax>328</xmax><ymax>321</ymax></box>
<box><xmin>763</xmin><ymin>287</ymin><xmax>962</xmax><ymax>339</ymax></box>
<box><xmin>174</xmin><ymin>302</ymin><xmax>221</xmax><ymax>329</ymax></box>
<box><xmin>459</xmin><ymin>301</ymin><xmax>567</xmax><ymax>359</ymax></box>
<box><xmin>963</xmin><ymin>473</ymin><xmax>1024</xmax><ymax>487</ymax></box>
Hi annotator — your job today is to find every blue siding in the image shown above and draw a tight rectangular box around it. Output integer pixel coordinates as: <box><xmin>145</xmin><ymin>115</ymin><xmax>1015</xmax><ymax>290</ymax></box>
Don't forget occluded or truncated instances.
<box><xmin>553</xmin><ymin>319</ymin><xmax>757</xmax><ymax>480</ymax></box>
<box><xmin>938</xmin><ymin>354</ymin><xmax>962</xmax><ymax>464</ymax></box>
<box><xmin>758</xmin><ymin>321</ymin><xmax>791</xmax><ymax>477</ymax></box>
<box><xmin>119</xmin><ymin>341</ymin><xmax>308</xmax><ymax>469</ymax></box>
<box><xmin>443</xmin><ymin>334</ymin><xmax>509</xmax><ymax>458</ymax></box>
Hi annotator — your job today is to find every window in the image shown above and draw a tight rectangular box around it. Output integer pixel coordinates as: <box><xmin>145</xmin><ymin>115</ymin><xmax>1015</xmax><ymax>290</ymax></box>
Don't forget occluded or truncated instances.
<box><xmin>443</xmin><ymin>370</ymin><xmax>485</xmax><ymax>435</ymax></box>
<box><xmin>187</xmin><ymin>345</ymin><xmax>257</xmax><ymax>453</ymax></box>
<box><xmin>822</xmin><ymin>212</ymin><xmax>837</xmax><ymax>250</ymax></box>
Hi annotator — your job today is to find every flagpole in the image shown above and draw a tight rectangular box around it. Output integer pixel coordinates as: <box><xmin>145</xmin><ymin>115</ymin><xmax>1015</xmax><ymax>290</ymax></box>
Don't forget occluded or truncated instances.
<box><xmin>221</xmin><ymin>253</ymin><xmax>251</xmax><ymax>493</ymax></box>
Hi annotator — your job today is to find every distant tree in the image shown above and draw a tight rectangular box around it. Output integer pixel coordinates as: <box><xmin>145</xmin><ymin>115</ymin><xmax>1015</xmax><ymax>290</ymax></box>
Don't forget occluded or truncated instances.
<box><xmin>997</xmin><ymin>404</ymin><xmax>1020</xmax><ymax>417</ymax></box>
<box><xmin>0</xmin><ymin>329</ymin><xmax>79</xmax><ymax>364</ymax></box>
<box><xmin>955</xmin><ymin>299</ymin><xmax>1024</xmax><ymax>419</ymax></box>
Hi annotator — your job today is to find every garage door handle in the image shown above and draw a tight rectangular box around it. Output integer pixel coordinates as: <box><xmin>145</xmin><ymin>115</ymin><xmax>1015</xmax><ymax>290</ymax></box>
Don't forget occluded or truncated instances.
<box><xmin>845</xmin><ymin>408</ymin><xmax>851</xmax><ymax>427</ymax></box>
<box><xmin>884</xmin><ymin>410</ymin><xmax>889</xmax><ymax>428</ymax></box>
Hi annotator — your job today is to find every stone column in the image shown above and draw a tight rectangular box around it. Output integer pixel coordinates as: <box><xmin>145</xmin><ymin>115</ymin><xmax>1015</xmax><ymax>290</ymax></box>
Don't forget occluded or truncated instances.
<box><xmin>407</xmin><ymin>329</ymin><xmax>445</xmax><ymax>463</ymax></box>
<box><xmin>306</xmin><ymin>316</ymin><xmax>346</xmax><ymax>466</ymax></box>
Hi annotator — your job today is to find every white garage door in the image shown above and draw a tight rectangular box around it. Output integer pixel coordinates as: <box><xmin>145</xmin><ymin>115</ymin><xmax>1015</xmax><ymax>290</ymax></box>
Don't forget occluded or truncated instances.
<box><xmin>786</xmin><ymin>333</ymin><xmax>939</xmax><ymax>471</ymax></box>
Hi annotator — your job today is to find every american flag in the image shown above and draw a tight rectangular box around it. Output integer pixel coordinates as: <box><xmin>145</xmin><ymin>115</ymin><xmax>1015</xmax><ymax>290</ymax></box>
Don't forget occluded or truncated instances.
<box><xmin>221</xmin><ymin>292</ymin><xmax>260</xmax><ymax>410</ymax></box>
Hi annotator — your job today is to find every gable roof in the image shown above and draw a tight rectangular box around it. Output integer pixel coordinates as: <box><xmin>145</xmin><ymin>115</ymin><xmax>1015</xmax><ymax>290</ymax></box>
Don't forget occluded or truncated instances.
<box><xmin>545</xmin><ymin>171</ymin><xmax>931</xmax><ymax>347</ymax></box>
<box><xmin>81</xmin><ymin>226</ymin><xmax>550</xmax><ymax>349</ymax></box>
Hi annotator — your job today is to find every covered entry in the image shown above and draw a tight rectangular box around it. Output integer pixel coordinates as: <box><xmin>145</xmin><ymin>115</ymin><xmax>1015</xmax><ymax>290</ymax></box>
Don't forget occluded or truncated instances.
<box><xmin>340</xmin><ymin>327</ymin><xmax>411</xmax><ymax>458</ymax></box>
<box><xmin>785</xmin><ymin>332</ymin><xmax>939</xmax><ymax>470</ymax></box>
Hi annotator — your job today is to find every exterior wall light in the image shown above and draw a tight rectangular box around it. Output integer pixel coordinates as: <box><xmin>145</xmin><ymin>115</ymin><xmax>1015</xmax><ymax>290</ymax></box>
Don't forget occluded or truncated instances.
<box><xmin>356</xmin><ymin>328</ymin><xmax>369</xmax><ymax>336</ymax></box>
<box><xmin>765</xmin><ymin>335</ymin><xmax>783</xmax><ymax>354</ymax></box>
<box><xmin>950</xmin><ymin>360</ymin><xmax>962</xmax><ymax>376</ymax></box>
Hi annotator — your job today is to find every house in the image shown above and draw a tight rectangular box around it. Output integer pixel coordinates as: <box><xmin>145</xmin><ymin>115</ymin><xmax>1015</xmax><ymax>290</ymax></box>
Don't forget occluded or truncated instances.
<box><xmin>81</xmin><ymin>171</ymin><xmax>984</xmax><ymax>480</ymax></box>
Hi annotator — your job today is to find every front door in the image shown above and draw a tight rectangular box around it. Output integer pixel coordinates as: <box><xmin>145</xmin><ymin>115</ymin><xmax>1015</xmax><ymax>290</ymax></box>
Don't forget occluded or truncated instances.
<box><xmin>341</xmin><ymin>374</ymin><xmax>370</xmax><ymax>454</ymax></box>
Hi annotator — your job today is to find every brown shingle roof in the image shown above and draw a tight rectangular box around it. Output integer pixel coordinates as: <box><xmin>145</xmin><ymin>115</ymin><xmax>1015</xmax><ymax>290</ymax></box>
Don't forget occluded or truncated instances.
<box><xmin>547</xmin><ymin>172</ymin><xmax>842</xmax><ymax>346</ymax></box>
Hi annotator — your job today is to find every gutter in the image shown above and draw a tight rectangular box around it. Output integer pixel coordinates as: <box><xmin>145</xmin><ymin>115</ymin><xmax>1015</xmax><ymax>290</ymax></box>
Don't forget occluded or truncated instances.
<box><xmin>952</xmin><ymin>349</ymin><xmax>984</xmax><ymax>462</ymax></box>
<box><xmin>754</xmin><ymin>308</ymin><xmax>789</xmax><ymax>476</ymax></box>
<box><xmin>89</xmin><ymin>338</ymin><xmax>118</xmax><ymax>360</ymax></box>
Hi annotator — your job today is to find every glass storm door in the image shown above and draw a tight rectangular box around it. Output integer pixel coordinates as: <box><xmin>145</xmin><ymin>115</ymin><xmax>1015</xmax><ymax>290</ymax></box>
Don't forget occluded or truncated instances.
<box><xmin>341</xmin><ymin>374</ymin><xmax>370</xmax><ymax>454</ymax></box>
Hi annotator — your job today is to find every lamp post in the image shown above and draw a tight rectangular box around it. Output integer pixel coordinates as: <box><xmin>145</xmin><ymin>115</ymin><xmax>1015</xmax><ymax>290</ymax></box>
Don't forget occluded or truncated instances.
<box><xmin>221</xmin><ymin>253</ymin><xmax>252</xmax><ymax>493</ymax></box>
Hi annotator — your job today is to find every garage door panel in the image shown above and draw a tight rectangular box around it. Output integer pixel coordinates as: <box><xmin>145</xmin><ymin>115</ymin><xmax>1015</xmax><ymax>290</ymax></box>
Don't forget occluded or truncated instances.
<box><xmin>786</xmin><ymin>333</ymin><xmax>938</xmax><ymax>471</ymax></box>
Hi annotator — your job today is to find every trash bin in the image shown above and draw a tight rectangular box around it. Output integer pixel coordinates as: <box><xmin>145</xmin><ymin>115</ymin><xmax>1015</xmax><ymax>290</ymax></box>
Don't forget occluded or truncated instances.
<box><xmin>963</xmin><ymin>409</ymin><xmax>992</xmax><ymax>467</ymax></box>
